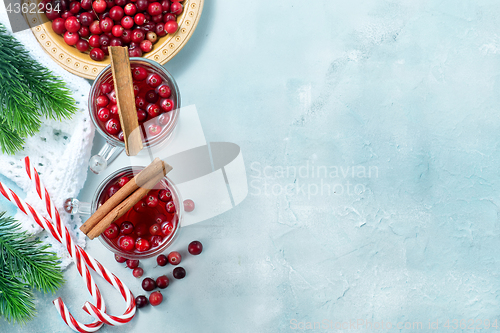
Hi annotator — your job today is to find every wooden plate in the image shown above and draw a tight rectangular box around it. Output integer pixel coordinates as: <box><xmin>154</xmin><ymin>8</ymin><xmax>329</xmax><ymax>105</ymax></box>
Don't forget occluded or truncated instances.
<box><xmin>24</xmin><ymin>0</ymin><xmax>203</xmax><ymax>79</ymax></box>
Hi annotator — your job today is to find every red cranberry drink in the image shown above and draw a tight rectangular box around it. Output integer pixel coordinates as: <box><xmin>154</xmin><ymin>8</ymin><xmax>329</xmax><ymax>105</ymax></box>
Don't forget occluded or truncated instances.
<box><xmin>90</xmin><ymin>58</ymin><xmax>179</xmax><ymax>145</ymax></box>
<box><xmin>94</xmin><ymin>166</ymin><xmax>182</xmax><ymax>259</ymax></box>
<box><xmin>88</xmin><ymin>58</ymin><xmax>180</xmax><ymax>173</ymax></box>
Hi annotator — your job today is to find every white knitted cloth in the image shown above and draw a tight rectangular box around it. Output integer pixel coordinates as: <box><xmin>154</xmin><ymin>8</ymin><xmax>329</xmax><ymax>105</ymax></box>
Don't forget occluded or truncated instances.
<box><xmin>0</xmin><ymin>4</ymin><xmax>94</xmax><ymax>269</ymax></box>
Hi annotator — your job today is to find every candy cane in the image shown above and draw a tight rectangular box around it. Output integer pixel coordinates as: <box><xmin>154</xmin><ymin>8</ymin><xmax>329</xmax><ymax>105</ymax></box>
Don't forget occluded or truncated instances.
<box><xmin>22</xmin><ymin>157</ymin><xmax>136</xmax><ymax>328</ymax></box>
<box><xmin>0</xmin><ymin>181</ymin><xmax>104</xmax><ymax>332</ymax></box>
<box><xmin>0</xmin><ymin>157</ymin><xmax>136</xmax><ymax>332</ymax></box>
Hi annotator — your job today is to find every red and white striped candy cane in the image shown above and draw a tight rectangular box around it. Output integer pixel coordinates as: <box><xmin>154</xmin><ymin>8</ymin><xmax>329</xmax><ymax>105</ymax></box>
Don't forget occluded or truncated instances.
<box><xmin>0</xmin><ymin>157</ymin><xmax>136</xmax><ymax>332</ymax></box>
<box><xmin>22</xmin><ymin>157</ymin><xmax>136</xmax><ymax>329</ymax></box>
<box><xmin>0</xmin><ymin>181</ymin><xmax>105</xmax><ymax>332</ymax></box>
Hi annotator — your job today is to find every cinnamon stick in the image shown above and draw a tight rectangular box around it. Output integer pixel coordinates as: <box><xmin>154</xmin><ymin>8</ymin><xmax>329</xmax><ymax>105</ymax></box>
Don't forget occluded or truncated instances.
<box><xmin>109</xmin><ymin>46</ymin><xmax>143</xmax><ymax>156</ymax></box>
<box><xmin>79</xmin><ymin>158</ymin><xmax>169</xmax><ymax>235</ymax></box>
<box><xmin>86</xmin><ymin>167</ymin><xmax>170</xmax><ymax>240</ymax></box>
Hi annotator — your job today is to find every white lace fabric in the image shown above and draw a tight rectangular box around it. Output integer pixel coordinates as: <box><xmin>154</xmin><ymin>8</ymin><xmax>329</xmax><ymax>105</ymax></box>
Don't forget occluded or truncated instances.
<box><xmin>0</xmin><ymin>4</ymin><xmax>94</xmax><ymax>269</ymax></box>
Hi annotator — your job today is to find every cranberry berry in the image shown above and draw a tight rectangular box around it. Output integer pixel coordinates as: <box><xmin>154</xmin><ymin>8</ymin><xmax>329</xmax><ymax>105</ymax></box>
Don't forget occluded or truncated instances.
<box><xmin>157</xmin><ymin>84</ymin><xmax>171</xmax><ymax>98</ymax></box>
<box><xmin>156</xmin><ymin>275</ymin><xmax>169</xmax><ymax>289</ymax></box>
<box><xmin>135</xmin><ymin>238</ymin><xmax>151</xmax><ymax>252</ymax></box>
<box><xmin>148</xmin><ymin>123</ymin><xmax>161</xmax><ymax>136</ymax></box>
<box><xmin>167</xmin><ymin>251</ymin><xmax>181</xmax><ymax>265</ymax></box>
<box><xmin>147</xmin><ymin>104</ymin><xmax>161</xmax><ymax>118</ymax></box>
<box><xmin>166</xmin><ymin>201</ymin><xmax>175</xmax><ymax>213</ymax></box>
<box><xmin>188</xmin><ymin>240</ymin><xmax>203</xmax><ymax>255</ymax></box>
<box><xmin>155</xmin><ymin>213</ymin><xmax>168</xmax><ymax>224</ymax></box>
<box><xmin>132</xmin><ymin>67</ymin><xmax>148</xmax><ymax>81</ymax></box>
<box><xmin>170</xmin><ymin>2</ymin><xmax>182</xmax><ymax>15</ymax></box>
<box><xmin>107</xmin><ymin>184</ymin><xmax>120</xmax><ymax>197</ymax></box>
<box><xmin>133</xmin><ymin>200</ymin><xmax>147</xmax><ymax>213</ymax></box>
<box><xmin>119</xmin><ymin>236</ymin><xmax>136</xmax><ymax>252</ymax></box>
<box><xmin>92</xmin><ymin>0</ymin><xmax>107</xmax><ymax>13</ymax></box>
<box><xmin>164</xmin><ymin>20</ymin><xmax>178</xmax><ymax>34</ymax></box>
<box><xmin>117</xmin><ymin>176</ymin><xmax>130</xmax><ymax>187</ymax></box>
<box><xmin>158</xmin><ymin>113</ymin><xmax>171</xmax><ymax>126</ymax></box>
<box><xmin>90</xmin><ymin>48</ymin><xmax>105</xmax><ymax>61</ymax></box>
<box><xmin>137</xmin><ymin>109</ymin><xmax>147</xmax><ymax>122</ymax></box>
<box><xmin>65</xmin><ymin>16</ymin><xmax>81</xmax><ymax>33</ymax></box>
<box><xmin>149</xmin><ymin>223</ymin><xmax>161</xmax><ymax>235</ymax></box>
<box><xmin>52</xmin><ymin>18</ymin><xmax>66</xmax><ymax>34</ymax></box>
<box><xmin>161</xmin><ymin>221</ymin><xmax>174</xmax><ymax>235</ymax></box>
<box><xmin>160</xmin><ymin>98</ymin><xmax>174</xmax><ymax>112</ymax></box>
<box><xmin>133</xmin><ymin>267</ymin><xmax>144</xmax><ymax>278</ymax></box>
<box><xmin>115</xmin><ymin>254</ymin><xmax>127</xmax><ymax>263</ymax></box>
<box><xmin>135</xmin><ymin>295</ymin><xmax>148</xmax><ymax>308</ymax></box>
<box><xmin>150</xmin><ymin>235</ymin><xmax>163</xmax><ymax>247</ymax></box>
<box><xmin>104</xmin><ymin>223</ymin><xmax>119</xmax><ymax>239</ymax></box>
<box><xmin>121</xmin><ymin>16</ymin><xmax>134</xmax><ymax>30</ymax></box>
<box><xmin>157</xmin><ymin>254</ymin><xmax>168</xmax><ymax>266</ymax></box>
<box><xmin>105</xmin><ymin>118</ymin><xmax>121</xmax><ymax>135</ymax></box>
<box><xmin>158</xmin><ymin>189</ymin><xmax>172</xmax><ymax>202</ymax></box>
<box><xmin>173</xmin><ymin>267</ymin><xmax>186</xmax><ymax>279</ymax></box>
<box><xmin>63</xmin><ymin>31</ymin><xmax>79</xmax><ymax>46</ymax></box>
<box><xmin>120</xmin><ymin>221</ymin><xmax>134</xmax><ymax>235</ymax></box>
<box><xmin>147</xmin><ymin>73</ymin><xmax>162</xmax><ymax>88</ymax></box>
<box><xmin>183</xmin><ymin>199</ymin><xmax>195</xmax><ymax>212</ymax></box>
<box><xmin>97</xmin><ymin>107</ymin><xmax>110</xmax><ymax>122</ymax></box>
<box><xmin>126</xmin><ymin>259</ymin><xmax>140</xmax><ymax>269</ymax></box>
<box><xmin>149</xmin><ymin>291</ymin><xmax>163</xmax><ymax>306</ymax></box>
<box><xmin>142</xmin><ymin>277</ymin><xmax>156</xmax><ymax>291</ymax></box>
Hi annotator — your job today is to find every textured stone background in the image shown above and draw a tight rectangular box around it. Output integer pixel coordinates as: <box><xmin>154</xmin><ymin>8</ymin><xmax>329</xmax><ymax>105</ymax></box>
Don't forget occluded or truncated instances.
<box><xmin>2</xmin><ymin>0</ymin><xmax>500</xmax><ymax>332</ymax></box>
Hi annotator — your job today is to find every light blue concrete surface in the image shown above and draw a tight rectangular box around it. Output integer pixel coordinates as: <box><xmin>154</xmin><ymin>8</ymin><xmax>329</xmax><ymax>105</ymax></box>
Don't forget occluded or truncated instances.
<box><xmin>3</xmin><ymin>0</ymin><xmax>500</xmax><ymax>332</ymax></box>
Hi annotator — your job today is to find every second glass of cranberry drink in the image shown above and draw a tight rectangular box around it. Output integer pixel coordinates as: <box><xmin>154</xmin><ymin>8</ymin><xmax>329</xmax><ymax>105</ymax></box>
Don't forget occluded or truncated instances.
<box><xmin>93</xmin><ymin>166</ymin><xmax>182</xmax><ymax>259</ymax></box>
<box><xmin>88</xmin><ymin>58</ymin><xmax>181</xmax><ymax>174</ymax></box>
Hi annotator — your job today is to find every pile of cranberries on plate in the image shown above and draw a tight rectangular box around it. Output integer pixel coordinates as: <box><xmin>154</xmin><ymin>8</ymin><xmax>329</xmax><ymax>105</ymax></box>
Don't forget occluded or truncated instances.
<box><xmin>92</xmin><ymin>60</ymin><xmax>178</xmax><ymax>142</ymax></box>
<box><xmin>99</xmin><ymin>171</ymin><xmax>180</xmax><ymax>258</ymax></box>
<box><xmin>42</xmin><ymin>0</ymin><xmax>185</xmax><ymax>60</ymax></box>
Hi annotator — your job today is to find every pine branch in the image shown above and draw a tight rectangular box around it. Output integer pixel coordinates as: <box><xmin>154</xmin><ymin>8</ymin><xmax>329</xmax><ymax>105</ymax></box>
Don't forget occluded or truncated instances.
<box><xmin>0</xmin><ymin>271</ymin><xmax>35</xmax><ymax>324</ymax></box>
<box><xmin>0</xmin><ymin>213</ymin><xmax>64</xmax><ymax>294</ymax></box>
<box><xmin>0</xmin><ymin>23</ymin><xmax>78</xmax><ymax>154</ymax></box>
<box><xmin>0</xmin><ymin>121</ymin><xmax>24</xmax><ymax>154</ymax></box>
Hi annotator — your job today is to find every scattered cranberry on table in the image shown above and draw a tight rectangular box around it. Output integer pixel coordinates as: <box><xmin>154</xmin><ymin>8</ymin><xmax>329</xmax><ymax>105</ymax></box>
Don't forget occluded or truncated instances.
<box><xmin>142</xmin><ymin>277</ymin><xmax>156</xmax><ymax>291</ymax></box>
<box><xmin>167</xmin><ymin>251</ymin><xmax>181</xmax><ymax>265</ymax></box>
<box><xmin>172</xmin><ymin>266</ymin><xmax>186</xmax><ymax>279</ymax></box>
<box><xmin>149</xmin><ymin>291</ymin><xmax>163</xmax><ymax>306</ymax></box>
<box><xmin>135</xmin><ymin>295</ymin><xmax>148</xmax><ymax>308</ymax></box>
<box><xmin>188</xmin><ymin>240</ymin><xmax>203</xmax><ymax>255</ymax></box>
<box><xmin>156</xmin><ymin>275</ymin><xmax>169</xmax><ymax>289</ymax></box>
<box><xmin>183</xmin><ymin>199</ymin><xmax>195</xmax><ymax>212</ymax></box>
<box><xmin>156</xmin><ymin>254</ymin><xmax>168</xmax><ymax>266</ymax></box>
<box><xmin>126</xmin><ymin>259</ymin><xmax>140</xmax><ymax>269</ymax></box>
<box><xmin>133</xmin><ymin>267</ymin><xmax>144</xmax><ymax>278</ymax></box>
<box><xmin>115</xmin><ymin>254</ymin><xmax>127</xmax><ymax>263</ymax></box>
<box><xmin>41</xmin><ymin>0</ymin><xmax>185</xmax><ymax>61</ymax></box>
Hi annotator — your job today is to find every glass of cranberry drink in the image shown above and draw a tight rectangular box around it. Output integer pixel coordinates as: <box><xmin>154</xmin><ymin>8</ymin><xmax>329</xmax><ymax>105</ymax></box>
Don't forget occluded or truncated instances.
<box><xmin>93</xmin><ymin>166</ymin><xmax>182</xmax><ymax>259</ymax></box>
<box><xmin>88</xmin><ymin>57</ymin><xmax>180</xmax><ymax>174</ymax></box>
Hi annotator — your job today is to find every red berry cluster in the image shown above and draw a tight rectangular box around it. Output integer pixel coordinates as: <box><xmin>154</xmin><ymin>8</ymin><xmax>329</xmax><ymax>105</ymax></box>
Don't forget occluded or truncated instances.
<box><xmin>103</xmin><ymin>177</ymin><xmax>178</xmax><ymax>253</ymax></box>
<box><xmin>42</xmin><ymin>0</ymin><xmax>184</xmax><ymax>61</ymax></box>
<box><xmin>95</xmin><ymin>65</ymin><xmax>174</xmax><ymax>140</ymax></box>
<box><xmin>115</xmin><ymin>241</ymin><xmax>203</xmax><ymax>307</ymax></box>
